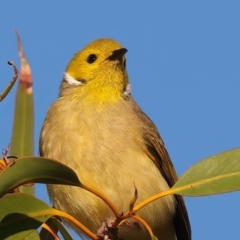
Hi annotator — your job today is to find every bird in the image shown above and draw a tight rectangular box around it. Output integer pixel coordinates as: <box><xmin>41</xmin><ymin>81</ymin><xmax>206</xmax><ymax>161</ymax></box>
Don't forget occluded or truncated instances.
<box><xmin>40</xmin><ymin>38</ymin><xmax>191</xmax><ymax>240</ymax></box>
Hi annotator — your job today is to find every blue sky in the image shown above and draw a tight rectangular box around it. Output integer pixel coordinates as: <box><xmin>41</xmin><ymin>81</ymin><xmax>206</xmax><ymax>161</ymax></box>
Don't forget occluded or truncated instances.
<box><xmin>1</xmin><ymin>2</ymin><xmax>240</xmax><ymax>239</ymax></box>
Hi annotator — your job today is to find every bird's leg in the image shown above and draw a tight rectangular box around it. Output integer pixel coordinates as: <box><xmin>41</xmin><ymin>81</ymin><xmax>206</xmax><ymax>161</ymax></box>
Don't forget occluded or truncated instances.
<box><xmin>97</xmin><ymin>218</ymin><xmax>123</xmax><ymax>240</ymax></box>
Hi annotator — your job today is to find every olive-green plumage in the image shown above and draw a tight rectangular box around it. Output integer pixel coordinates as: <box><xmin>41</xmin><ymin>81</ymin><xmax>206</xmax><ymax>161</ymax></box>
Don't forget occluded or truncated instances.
<box><xmin>40</xmin><ymin>38</ymin><xmax>191</xmax><ymax>240</ymax></box>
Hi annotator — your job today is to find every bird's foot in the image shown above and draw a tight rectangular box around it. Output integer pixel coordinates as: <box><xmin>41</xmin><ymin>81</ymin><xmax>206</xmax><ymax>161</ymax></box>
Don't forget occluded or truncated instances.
<box><xmin>97</xmin><ymin>218</ymin><xmax>122</xmax><ymax>240</ymax></box>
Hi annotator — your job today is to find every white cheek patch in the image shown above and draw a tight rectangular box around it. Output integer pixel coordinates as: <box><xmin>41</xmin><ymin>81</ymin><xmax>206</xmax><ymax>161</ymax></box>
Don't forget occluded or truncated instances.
<box><xmin>124</xmin><ymin>83</ymin><xmax>132</xmax><ymax>96</ymax></box>
<box><xmin>64</xmin><ymin>72</ymin><xmax>85</xmax><ymax>86</ymax></box>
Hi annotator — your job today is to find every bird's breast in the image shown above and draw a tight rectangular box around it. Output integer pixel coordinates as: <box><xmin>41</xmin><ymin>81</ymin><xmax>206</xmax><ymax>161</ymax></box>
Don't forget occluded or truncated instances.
<box><xmin>41</xmin><ymin>97</ymin><xmax>175</xmax><ymax>237</ymax></box>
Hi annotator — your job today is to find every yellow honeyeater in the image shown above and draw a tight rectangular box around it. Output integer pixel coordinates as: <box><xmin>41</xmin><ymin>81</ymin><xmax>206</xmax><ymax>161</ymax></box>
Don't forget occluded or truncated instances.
<box><xmin>40</xmin><ymin>38</ymin><xmax>191</xmax><ymax>240</ymax></box>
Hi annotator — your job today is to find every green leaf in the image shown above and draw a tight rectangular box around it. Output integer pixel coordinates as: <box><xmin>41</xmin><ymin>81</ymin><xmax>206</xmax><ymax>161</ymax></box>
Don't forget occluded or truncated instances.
<box><xmin>10</xmin><ymin>30</ymin><xmax>35</xmax><ymax>196</ymax></box>
<box><xmin>39</xmin><ymin>218</ymin><xmax>59</xmax><ymax>240</ymax></box>
<box><xmin>49</xmin><ymin>217</ymin><xmax>74</xmax><ymax>240</ymax></box>
<box><xmin>10</xmin><ymin>84</ymin><xmax>34</xmax><ymax>158</ymax></box>
<box><xmin>0</xmin><ymin>193</ymin><xmax>52</xmax><ymax>240</ymax></box>
<box><xmin>0</xmin><ymin>156</ymin><xmax>80</xmax><ymax>198</ymax></box>
<box><xmin>172</xmin><ymin>148</ymin><xmax>240</xmax><ymax>196</ymax></box>
<box><xmin>21</xmin><ymin>231</ymin><xmax>40</xmax><ymax>240</ymax></box>
<box><xmin>40</xmin><ymin>217</ymin><xmax>73</xmax><ymax>240</ymax></box>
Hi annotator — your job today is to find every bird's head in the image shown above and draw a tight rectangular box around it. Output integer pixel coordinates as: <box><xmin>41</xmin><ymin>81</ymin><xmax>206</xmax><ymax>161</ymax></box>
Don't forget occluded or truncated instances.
<box><xmin>60</xmin><ymin>38</ymin><xmax>131</xmax><ymax>104</ymax></box>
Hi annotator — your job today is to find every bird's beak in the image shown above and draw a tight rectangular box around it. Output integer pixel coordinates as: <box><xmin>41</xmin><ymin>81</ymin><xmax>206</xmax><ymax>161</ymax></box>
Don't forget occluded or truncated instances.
<box><xmin>106</xmin><ymin>48</ymin><xmax>128</xmax><ymax>62</ymax></box>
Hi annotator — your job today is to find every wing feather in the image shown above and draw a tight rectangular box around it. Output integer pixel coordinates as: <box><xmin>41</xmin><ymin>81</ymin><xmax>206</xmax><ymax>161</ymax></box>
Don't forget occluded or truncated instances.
<box><xmin>133</xmin><ymin>100</ymin><xmax>191</xmax><ymax>240</ymax></box>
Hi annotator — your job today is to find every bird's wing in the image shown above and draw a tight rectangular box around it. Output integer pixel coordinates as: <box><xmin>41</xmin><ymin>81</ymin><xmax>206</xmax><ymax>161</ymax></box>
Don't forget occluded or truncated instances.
<box><xmin>133</xmin><ymin>100</ymin><xmax>191</xmax><ymax>240</ymax></box>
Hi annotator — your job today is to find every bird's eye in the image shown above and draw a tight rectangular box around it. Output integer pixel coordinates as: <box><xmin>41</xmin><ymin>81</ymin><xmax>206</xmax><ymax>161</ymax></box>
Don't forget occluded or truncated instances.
<box><xmin>123</xmin><ymin>59</ymin><xmax>126</xmax><ymax>69</ymax></box>
<box><xmin>87</xmin><ymin>54</ymin><xmax>97</xmax><ymax>64</ymax></box>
